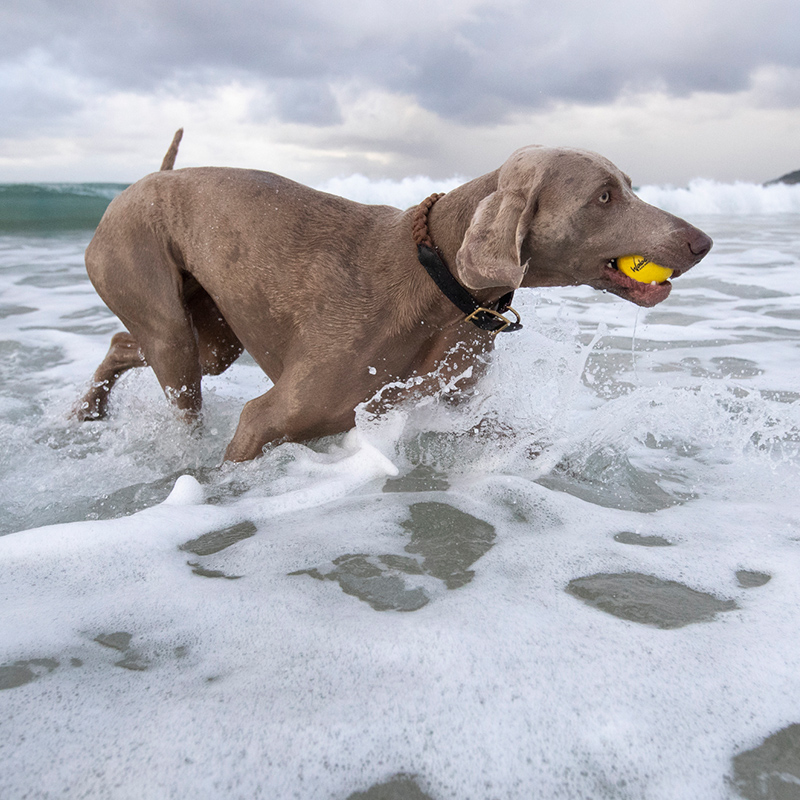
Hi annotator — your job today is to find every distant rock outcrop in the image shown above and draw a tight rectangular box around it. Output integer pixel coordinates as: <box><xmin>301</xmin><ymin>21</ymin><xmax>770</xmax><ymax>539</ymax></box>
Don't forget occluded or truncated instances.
<box><xmin>765</xmin><ymin>169</ymin><xmax>800</xmax><ymax>186</ymax></box>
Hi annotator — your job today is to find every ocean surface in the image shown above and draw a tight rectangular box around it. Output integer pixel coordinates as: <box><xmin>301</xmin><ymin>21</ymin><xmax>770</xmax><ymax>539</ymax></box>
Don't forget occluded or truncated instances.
<box><xmin>1</xmin><ymin>177</ymin><xmax>800</xmax><ymax>799</ymax></box>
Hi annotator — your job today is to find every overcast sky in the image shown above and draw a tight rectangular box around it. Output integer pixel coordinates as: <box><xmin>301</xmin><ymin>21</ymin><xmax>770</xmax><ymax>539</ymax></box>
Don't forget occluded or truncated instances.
<box><xmin>2</xmin><ymin>0</ymin><xmax>799</xmax><ymax>186</ymax></box>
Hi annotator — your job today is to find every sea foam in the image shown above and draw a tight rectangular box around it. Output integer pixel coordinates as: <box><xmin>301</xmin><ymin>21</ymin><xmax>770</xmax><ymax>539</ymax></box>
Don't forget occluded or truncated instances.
<box><xmin>636</xmin><ymin>178</ymin><xmax>800</xmax><ymax>216</ymax></box>
<box><xmin>315</xmin><ymin>173</ymin><xmax>800</xmax><ymax>216</ymax></box>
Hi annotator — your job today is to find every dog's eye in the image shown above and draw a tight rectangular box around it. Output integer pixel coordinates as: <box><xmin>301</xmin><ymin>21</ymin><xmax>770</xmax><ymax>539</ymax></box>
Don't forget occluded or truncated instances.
<box><xmin>598</xmin><ymin>191</ymin><xmax>611</xmax><ymax>204</ymax></box>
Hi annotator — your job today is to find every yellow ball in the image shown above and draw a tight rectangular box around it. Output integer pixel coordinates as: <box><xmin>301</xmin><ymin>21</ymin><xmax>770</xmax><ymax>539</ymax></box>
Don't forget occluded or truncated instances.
<box><xmin>617</xmin><ymin>255</ymin><xmax>673</xmax><ymax>284</ymax></box>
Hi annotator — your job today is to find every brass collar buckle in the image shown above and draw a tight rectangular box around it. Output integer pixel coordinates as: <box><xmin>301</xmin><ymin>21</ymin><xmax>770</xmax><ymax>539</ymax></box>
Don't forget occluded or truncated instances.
<box><xmin>464</xmin><ymin>305</ymin><xmax>523</xmax><ymax>335</ymax></box>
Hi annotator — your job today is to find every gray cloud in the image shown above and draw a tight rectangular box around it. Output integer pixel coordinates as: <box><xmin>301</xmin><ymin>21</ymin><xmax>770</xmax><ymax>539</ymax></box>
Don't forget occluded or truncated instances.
<box><xmin>0</xmin><ymin>50</ymin><xmax>84</xmax><ymax>137</ymax></box>
<box><xmin>397</xmin><ymin>1</ymin><xmax>800</xmax><ymax>120</ymax></box>
<box><xmin>272</xmin><ymin>79</ymin><xmax>342</xmax><ymax>125</ymax></box>
<box><xmin>2</xmin><ymin>0</ymin><xmax>799</xmax><ymax>189</ymax></box>
<box><xmin>3</xmin><ymin>0</ymin><xmax>800</xmax><ymax>132</ymax></box>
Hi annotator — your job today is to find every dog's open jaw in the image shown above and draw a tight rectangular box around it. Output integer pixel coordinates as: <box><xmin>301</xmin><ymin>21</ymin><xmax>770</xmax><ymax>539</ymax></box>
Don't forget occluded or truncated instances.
<box><xmin>602</xmin><ymin>258</ymin><xmax>676</xmax><ymax>307</ymax></box>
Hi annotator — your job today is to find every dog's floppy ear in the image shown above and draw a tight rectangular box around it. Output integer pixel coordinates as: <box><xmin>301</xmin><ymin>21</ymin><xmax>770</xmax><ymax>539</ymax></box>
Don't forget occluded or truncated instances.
<box><xmin>455</xmin><ymin>189</ymin><xmax>537</xmax><ymax>291</ymax></box>
<box><xmin>455</xmin><ymin>147</ymin><xmax>545</xmax><ymax>291</ymax></box>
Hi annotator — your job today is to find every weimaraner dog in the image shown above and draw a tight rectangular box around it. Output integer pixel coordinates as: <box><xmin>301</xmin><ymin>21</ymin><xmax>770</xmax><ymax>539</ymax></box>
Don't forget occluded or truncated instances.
<box><xmin>77</xmin><ymin>130</ymin><xmax>712</xmax><ymax>461</ymax></box>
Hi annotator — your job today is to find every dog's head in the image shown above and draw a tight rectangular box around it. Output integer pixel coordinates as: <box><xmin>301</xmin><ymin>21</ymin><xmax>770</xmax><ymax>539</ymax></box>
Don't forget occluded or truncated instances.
<box><xmin>455</xmin><ymin>146</ymin><xmax>712</xmax><ymax>307</ymax></box>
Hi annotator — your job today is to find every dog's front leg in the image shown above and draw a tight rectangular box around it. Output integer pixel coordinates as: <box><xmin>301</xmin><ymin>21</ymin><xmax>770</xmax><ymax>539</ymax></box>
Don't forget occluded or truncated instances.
<box><xmin>359</xmin><ymin>328</ymin><xmax>495</xmax><ymax>419</ymax></box>
<box><xmin>223</xmin><ymin>375</ymin><xmax>359</xmax><ymax>462</ymax></box>
<box><xmin>411</xmin><ymin>325</ymin><xmax>495</xmax><ymax>406</ymax></box>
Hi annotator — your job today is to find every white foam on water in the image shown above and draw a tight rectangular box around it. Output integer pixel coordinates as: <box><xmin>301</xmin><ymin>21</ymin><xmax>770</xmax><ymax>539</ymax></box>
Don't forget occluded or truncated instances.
<box><xmin>1</xmin><ymin>203</ymin><xmax>800</xmax><ymax>798</ymax></box>
<box><xmin>316</xmin><ymin>174</ymin><xmax>467</xmax><ymax>209</ymax></box>
<box><xmin>163</xmin><ymin>474</ymin><xmax>206</xmax><ymax>505</ymax></box>
<box><xmin>636</xmin><ymin>179</ymin><xmax>800</xmax><ymax>215</ymax></box>
<box><xmin>314</xmin><ymin>173</ymin><xmax>800</xmax><ymax>216</ymax></box>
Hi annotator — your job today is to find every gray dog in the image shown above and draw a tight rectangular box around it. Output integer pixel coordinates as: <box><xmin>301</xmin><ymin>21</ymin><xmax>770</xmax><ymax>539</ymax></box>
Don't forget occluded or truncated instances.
<box><xmin>77</xmin><ymin>130</ymin><xmax>712</xmax><ymax>461</ymax></box>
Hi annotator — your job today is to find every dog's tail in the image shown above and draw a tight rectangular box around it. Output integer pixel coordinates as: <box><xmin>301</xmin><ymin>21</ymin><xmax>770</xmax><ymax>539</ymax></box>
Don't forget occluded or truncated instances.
<box><xmin>159</xmin><ymin>128</ymin><xmax>184</xmax><ymax>171</ymax></box>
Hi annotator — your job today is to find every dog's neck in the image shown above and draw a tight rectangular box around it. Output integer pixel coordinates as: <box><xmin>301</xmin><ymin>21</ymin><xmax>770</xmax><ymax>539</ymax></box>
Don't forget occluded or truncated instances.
<box><xmin>426</xmin><ymin>172</ymin><xmax>496</xmax><ymax>251</ymax></box>
<box><xmin>387</xmin><ymin>170</ymin><xmax>512</xmax><ymax>338</ymax></box>
<box><xmin>422</xmin><ymin>169</ymin><xmax>527</xmax><ymax>315</ymax></box>
<box><xmin>423</xmin><ymin>171</ymin><xmax>508</xmax><ymax>308</ymax></box>
<box><xmin>412</xmin><ymin>191</ymin><xmax>520</xmax><ymax>335</ymax></box>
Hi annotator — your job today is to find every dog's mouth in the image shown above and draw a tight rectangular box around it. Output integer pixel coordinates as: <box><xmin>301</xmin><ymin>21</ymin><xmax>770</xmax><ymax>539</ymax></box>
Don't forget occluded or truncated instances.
<box><xmin>601</xmin><ymin>258</ymin><xmax>681</xmax><ymax>307</ymax></box>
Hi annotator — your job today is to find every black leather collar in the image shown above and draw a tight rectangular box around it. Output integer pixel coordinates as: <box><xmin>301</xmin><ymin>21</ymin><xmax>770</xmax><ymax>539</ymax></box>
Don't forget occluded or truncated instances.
<box><xmin>416</xmin><ymin>243</ymin><xmax>523</xmax><ymax>334</ymax></box>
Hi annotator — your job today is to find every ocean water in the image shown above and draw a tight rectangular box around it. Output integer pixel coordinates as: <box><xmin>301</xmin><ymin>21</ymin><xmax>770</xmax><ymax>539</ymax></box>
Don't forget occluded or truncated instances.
<box><xmin>1</xmin><ymin>179</ymin><xmax>800</xmax><ymax>799</ymax></box>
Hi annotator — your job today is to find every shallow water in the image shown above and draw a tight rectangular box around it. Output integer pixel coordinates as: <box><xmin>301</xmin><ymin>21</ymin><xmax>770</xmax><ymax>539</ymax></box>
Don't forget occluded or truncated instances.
<box><xmin>1</xmin><ymin>195</ymin><xmax>800</xmax><ymax>798</ymax></box>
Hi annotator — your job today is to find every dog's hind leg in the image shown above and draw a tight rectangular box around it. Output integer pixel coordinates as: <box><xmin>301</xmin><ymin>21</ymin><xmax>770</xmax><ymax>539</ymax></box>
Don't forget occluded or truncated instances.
<box><xmin>76</xmin><ymin>314</ymin><xmax>204</xmax><ymax>423</ymax></box>
<box><xmin>75</xmin><ymin>331</ymin><xmax>147</xmax><ymax>420</ymax></box>
<box><xmin>80</xmin><ymin>224</ymin><xmax>205</xmax><ymax>423</ymax></box>
<box><xmin>132</xmin><ymin>316</ymin><xmax>203</xmax><ymax>421</ymax></box>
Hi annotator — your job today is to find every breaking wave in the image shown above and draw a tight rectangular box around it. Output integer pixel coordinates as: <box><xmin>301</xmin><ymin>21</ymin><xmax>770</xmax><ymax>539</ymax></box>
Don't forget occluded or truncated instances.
<box><xmin>0</xmin><ymin>183</ymin><xmax>127</xmax><ymax>233</ymax></box>
<box><xmin>319</xmin><ymin>174</ymin><xmax>800</xmax><ymax>215</ymax></box>
<box><xmin>1</xmin><ymin>175</ymin><xmax>798</xmax><ymax>234</ymax></box>
<box><xmin>636</xmin><ymin>178</ymin><xmax>800</xmax><ymax>215</ymax></box>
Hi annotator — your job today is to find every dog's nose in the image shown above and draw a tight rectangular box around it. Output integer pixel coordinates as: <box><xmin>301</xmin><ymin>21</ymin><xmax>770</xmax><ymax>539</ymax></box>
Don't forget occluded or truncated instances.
<box><xmin>688</xmin><ymin>229</ymin><xmax>713</xmax><ymax>260</ymax></box>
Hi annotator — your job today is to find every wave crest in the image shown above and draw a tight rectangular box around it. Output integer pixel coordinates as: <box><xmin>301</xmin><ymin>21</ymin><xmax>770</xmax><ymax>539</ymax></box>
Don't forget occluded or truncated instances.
<box><xmin>0</xmin><ymin>183</ymin><xmax>127</xmax><ymax>233</ymax></box>
<box><xmin>636</xmin><ymin>179</ymin><xmax>800</xmax><ymax>215</ymax></box>
<box><xmin>1</xmin><ymin>175</ymin><xmax>799</xmax><ymax>235</ymax></box>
